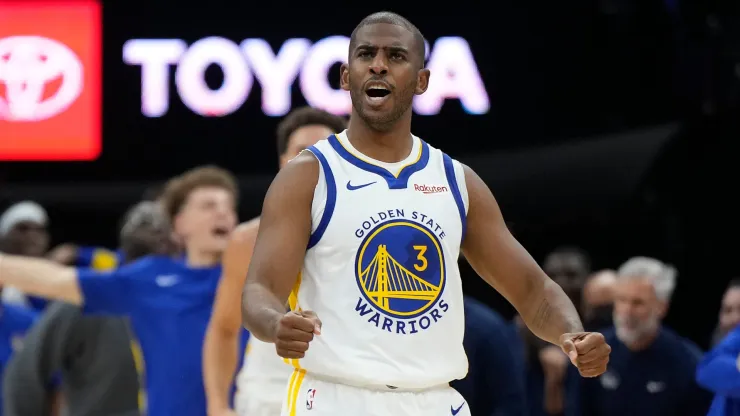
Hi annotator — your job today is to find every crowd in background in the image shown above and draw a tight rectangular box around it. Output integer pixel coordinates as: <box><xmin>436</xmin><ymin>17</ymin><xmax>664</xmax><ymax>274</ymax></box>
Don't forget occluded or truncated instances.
<box><xmin>0</xmin><ymin>103</ymin><xmax>737</xmax><ymax>415</ymax></box>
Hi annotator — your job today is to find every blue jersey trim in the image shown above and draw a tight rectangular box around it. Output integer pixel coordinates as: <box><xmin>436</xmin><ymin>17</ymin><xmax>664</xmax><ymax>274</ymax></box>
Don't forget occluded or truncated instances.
<box><xmin>305</xmin><ymin>146</ymin><xmax>337</xmax><ymax>249</ymax></box>
<box><xmin>443</xmin><ymin>153</ymin><xmax>467</xmax><ymax>242</ymax></box>
<box><xmin>327</xmin><ymin>134</ymin><xmax>429</xmax><ymax>189</ymax></box>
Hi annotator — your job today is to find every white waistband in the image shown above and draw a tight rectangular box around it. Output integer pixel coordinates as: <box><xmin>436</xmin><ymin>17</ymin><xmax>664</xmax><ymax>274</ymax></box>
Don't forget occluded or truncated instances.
<box><xmin>299</xmin><ymin>370</ymin><xmax>449</xmax><ymax>393</ymax></box>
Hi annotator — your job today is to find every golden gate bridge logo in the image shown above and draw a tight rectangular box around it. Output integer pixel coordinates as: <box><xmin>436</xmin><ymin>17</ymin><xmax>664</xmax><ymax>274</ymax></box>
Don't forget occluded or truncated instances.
<box><xmin>355</xmin><ymin>220</ymin><xmax>446</xmax><ymax>319</ymax></box>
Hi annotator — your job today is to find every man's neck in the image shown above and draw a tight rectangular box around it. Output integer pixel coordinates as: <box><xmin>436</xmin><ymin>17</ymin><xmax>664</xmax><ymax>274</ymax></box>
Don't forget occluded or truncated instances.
<box><xmin>346</xmin><ymin>112</ymin><xmax>413</xmax><ymax>163</ymax></box>
<box><xmin>185</xmin><ymin>248</ymin><xmax>220</xmax><ymax>268</ymax></box>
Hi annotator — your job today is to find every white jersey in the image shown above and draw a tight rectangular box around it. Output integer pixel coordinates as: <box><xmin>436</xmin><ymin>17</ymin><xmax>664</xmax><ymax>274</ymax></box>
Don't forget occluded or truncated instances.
<box><xmin>288</xmin><ymin>130</ymin><xmax>469</xmax><ymax>390</ymax></box>
<box><xmin>236</xmin><ymin>336</ymin><xmax>294</xmax><ymax>385</ymax></box>
<box><xmin>234</xmin><ymin>337</ymin><xmax>293</xmax><ymax>415</ymax></box>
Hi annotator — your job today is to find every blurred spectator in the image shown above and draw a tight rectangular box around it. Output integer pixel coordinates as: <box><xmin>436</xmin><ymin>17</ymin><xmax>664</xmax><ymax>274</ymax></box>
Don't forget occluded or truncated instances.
<box><xmin>696</xmin><ymin>323</ymin><xmax>740</xmax><ymax>416</ymax></box>
<box><xmin>519</xmin><ymin>246</ymin><xmax>591</xmax><ymax>416</ymax></box>
<box><xmin>579</xmin><ymin>256</ymin><xmax>711</xmax><ymax>416</ymax></box>
<box><xmin>711</xmin><ymin>279</ymin><xmax>740</xmax><ymax>347</ymax></box>
<box><xmin>0</xmin><ymin>201</ymin><xmax>50</xmax><ymax>257</ymax></box>
<box><xmin>582</xmin><ymin>270</ymin><xmax>617</xmax><ymax>331</ymax></box>
<box><xmin>0</xmin><ymin>201</ymin><xmax>50</xmax><ymax>309</ymax></box>
<box><xmin>0</xmin><ymin>166</ymin><xmax>239</xmax><ymax>416</ymax></box>
<box><xmin>0</xmin><ymin>301</ymin><xmax>39</xmax><ymax>415</ymax></box>
<box><xmin>206</xmin><ymin>106</ymin><xmax>346</xmax><ymax>416</ymax></box>
<box><xmin>450</xmin><ymin>296</ymin><xmax>527</xmax><ymax>416</ymax></box>
<box><xmin>543</xmin><ymin>246</ymin><xmax>591</xmax><ymax>312</ymax></box>
<box><xmin>3</xmin><ymin>200</ymin><xmax>172</xmax><ymax>416</ymax></box>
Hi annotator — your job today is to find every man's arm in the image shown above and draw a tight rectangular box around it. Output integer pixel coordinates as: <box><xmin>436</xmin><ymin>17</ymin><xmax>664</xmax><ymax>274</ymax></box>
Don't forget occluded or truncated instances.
<box><xmin>460</xmin><ymin>165</ymin><xmax>582</xmax><ymax>344</ymax></box>
<box><xmin>204</xmin><ymin>220</ymin><xmax>259</xmax><ymax>415</ymax></box>
<box><xmin>241</xmin><ymin>153</ymin><xmax>318</xmax><ymax>342</ymax></box>
<box><xmin>0</xmin><ymin>254</ymin><xmax>144</xmax><ymax>315</ymax></box>
<box><xmin>3</xmin><ymin>302</ymin><xmax>78</xmax><ymax>415</ymax></box>
<box><xmin>0</xmin><ymin>255</ymin><xmax>83</xmax><ymax>304</ymax></box>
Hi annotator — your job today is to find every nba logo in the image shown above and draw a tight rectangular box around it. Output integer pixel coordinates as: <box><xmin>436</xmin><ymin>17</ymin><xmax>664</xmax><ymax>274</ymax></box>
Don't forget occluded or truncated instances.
<box><xmin>305</xmin><ymin>388</ymin><xmax>316</xmax><ymax>410</ymax></box>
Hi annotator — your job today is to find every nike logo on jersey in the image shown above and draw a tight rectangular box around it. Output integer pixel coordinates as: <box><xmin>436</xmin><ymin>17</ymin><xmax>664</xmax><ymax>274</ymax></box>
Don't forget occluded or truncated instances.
<box><xmin>451</xmin><ymin>402</ymin><xmax>466</xmax><ymax>415</ymax></box>
<box><xmin>155</xmin><ymin>274</ymin><xmax>179</xmax><ymax>287</ymax></box>
<box><xmin>346</xmin><ymin>180</ymin><xmax>376</xmax><ymax>191</ymax></box>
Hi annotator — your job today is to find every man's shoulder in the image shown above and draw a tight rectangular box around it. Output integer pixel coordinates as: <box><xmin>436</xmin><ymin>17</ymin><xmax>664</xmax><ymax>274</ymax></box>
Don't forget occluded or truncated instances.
<box><xmin>665</xmin><ymin>328</ymin><xmax>704</xmax><ymax>360</ymax></box>
<box><xmin>232</xmin><ymin>218</ymin><xmax>260</xmax><ymax>241</ymax></box>
<box><xmin>114</xmin><ymin>255</ymin><xmax>177</xmax><ymax>277</ymax></box>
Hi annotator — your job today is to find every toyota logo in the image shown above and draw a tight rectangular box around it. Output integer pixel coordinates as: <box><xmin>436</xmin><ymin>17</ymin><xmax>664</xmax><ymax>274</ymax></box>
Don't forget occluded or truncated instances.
<box><xmin>0</xmin><ymin>36</ymin><xmax>83</xmax><ymax>121</ymax></box>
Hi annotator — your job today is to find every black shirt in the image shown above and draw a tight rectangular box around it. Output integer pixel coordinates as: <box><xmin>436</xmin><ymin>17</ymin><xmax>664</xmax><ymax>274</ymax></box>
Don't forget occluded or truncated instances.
<box><xmin>578</xmin><ymin>327</ymin><xmax>711</xmax><ymax>416</ymax></box>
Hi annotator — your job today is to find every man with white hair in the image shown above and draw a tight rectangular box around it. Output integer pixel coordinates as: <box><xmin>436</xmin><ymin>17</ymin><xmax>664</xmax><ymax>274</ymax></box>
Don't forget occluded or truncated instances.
<box><xmin>578</xmin><ymin>256</ymin><xmax>711</xmax><ymax>416</ymax></box>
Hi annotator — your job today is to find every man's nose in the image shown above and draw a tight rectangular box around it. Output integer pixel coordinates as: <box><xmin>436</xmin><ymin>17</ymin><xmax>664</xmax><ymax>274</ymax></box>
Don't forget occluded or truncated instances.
<box><xmin>369</xmin><ymin>55</ymin><xmax>388</xmax><ymax>75</ymax></box>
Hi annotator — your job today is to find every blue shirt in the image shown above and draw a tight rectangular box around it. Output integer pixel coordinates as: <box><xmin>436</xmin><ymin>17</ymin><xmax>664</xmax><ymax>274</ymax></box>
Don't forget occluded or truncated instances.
<box><xmin>697</xmin><ymin>324</ymin><xmax>740</xmax><ymax>416</ymax></box>
<box><xmin>578</xmin><ymin>327</ymin><xmax>711</xmax><ymax>416</ymax></box>
<box><xmin>76</xmin><ymin>255</ymin><xmax>222</xmax><ymax>416</ymax></box>
<box><xmin>0</xmin><ymin>304</ymin><xmax>38</xmax><ymax>414</ymax></box>
<box><xmin>451</xmin><ymin>297</ymin><xmax>527</xmax><ymax>416</ymax></box>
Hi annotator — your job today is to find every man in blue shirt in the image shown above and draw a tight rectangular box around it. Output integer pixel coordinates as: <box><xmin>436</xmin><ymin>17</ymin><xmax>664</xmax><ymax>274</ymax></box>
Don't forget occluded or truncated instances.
<box><xmin>709</xmin><ymin>279</ymin><xmax>740</xmax><ymax>347</ymax></box>
<box><xmin>696</xmin><ymin>316</ymin><xmax>740</xmax><ymax>415</ymax></box>
<box><xmin>450</xmin><ymin>296</ymin><xmax>527</xmax><ymax>416</ymax></box>
<box><xmin>0</xmin><ymin>165</ymin><xmax>239</xmax><ymax>416</ymax></box>
<box><xmin>579</xmin><ymin>257</ymin><xmax>711</xmax><ymax>416</ymax></box>
<box><xmin>4</xmin><ymin>200</ymin><xmax>175</xmax><ymax>416</ymax></box>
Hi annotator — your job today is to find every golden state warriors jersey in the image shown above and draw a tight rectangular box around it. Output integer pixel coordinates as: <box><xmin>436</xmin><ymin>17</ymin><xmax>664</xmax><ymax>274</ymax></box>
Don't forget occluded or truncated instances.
<box><xmin>290</xmin><ymin>130</ymin><xmax>469</xmax><ymax>390</ymax></box>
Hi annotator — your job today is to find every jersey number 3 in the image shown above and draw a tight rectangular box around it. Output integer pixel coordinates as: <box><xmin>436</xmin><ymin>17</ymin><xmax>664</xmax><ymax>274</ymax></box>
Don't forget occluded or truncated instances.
<box><xmin>413</xmin><ymin>245</ymin><xmax>428</xmax><ymax>272</ymax></box>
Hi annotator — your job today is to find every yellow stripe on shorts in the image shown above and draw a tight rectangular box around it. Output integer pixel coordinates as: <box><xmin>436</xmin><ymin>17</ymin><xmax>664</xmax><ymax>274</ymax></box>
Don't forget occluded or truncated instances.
<box><xmin>284</xmin><ymin>368</ymin><xmax>307</xmax><ymax>416</ymax></box>
<box><xmin>284</xmin><ymin>272</ymin><xmax>304</xmax><ymax>369</ymax></box>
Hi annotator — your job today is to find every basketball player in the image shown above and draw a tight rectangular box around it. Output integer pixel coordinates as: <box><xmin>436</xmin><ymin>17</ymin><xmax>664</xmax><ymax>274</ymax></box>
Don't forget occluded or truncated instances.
<box><xmin>203</xmin><ymin>107</ymin><xmax>347</xmax><ymax>416</ymax></box>
<box><xmin>241</xmin><ymin>12</ymin><xmax>611</xmax><ymax>416</ymax></box>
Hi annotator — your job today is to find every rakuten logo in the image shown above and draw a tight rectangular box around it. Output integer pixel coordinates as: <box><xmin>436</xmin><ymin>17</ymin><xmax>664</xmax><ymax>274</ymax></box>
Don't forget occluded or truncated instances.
<box><xmin>123</xmin><ymin>36</ymin><xmax>490</xmax><ymax>118</ymax></box>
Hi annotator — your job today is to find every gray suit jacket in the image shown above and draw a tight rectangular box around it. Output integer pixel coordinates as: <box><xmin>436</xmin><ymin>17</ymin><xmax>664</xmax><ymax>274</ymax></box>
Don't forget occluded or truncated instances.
<box><xmin>3</xmin><ymin>302</ymin><xmax>140</xmax><ymax>416</ymax></box>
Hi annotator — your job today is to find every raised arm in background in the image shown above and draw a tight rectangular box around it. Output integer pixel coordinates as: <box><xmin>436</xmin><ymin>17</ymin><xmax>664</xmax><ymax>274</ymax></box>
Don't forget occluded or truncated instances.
<box><xmin>0</xmin><ymin>255</ymin><xmax>82</xmax><ymax>304</ymax></box>
<box><xmin>204</xmin><ymin>220</ymin><xmax>259</xmax><ymax>416</ymax></box>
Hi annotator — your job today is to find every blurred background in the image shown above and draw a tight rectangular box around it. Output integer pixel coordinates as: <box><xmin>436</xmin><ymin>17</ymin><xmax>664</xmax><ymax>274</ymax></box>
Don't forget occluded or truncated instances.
<box><xmin>3</xmin><ymin>0</ymin><xmax>736</xmax><ymax>346</ymax></box>
<box><xmin>1</xmin><ymin>0</ymin><xmax>739</xmax><ymax>414</ymax></box>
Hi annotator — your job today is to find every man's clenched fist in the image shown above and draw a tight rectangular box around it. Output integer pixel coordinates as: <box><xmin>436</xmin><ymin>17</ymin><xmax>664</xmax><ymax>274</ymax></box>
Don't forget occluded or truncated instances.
<box><xmin>274</xmin><ymin>310</ymin><xmax>322</xmax><ymax>359</ymax></box>
<box><xmin>560</xmin><ymin>332</ymin><xmax>611</xmax><ymax>378</ymax></box>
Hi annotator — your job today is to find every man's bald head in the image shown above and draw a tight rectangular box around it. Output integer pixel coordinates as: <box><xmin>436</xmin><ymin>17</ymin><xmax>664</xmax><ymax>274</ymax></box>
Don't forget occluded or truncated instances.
<box><xmin>583</xmin><ymin>270</ymin><xmax>617</xmax><ymax>304</ymax></box>
<box><xmin>583</xmin><ymin>269</ymin><xmax>617</xmax><ymax>307</ymax></box>
<box><xmin>349</xmin><ymin>11</ymin><xmax>426</xmax><ymax>69</ymax></box>
<box><xmin>582</xmin><ymin>269</ymin><xmax>617</xmax><ymax>330</ymax></box>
